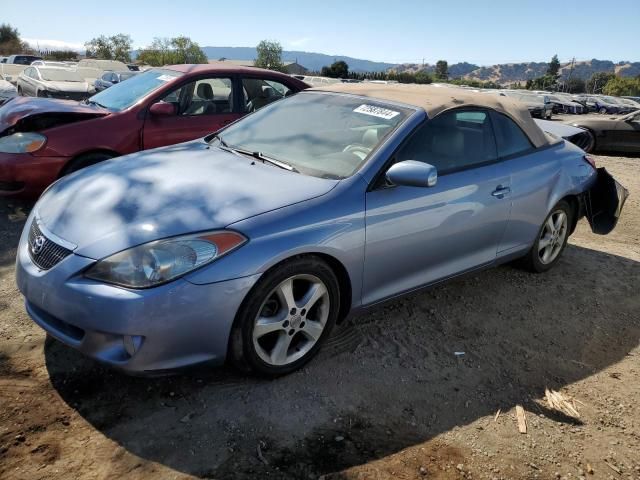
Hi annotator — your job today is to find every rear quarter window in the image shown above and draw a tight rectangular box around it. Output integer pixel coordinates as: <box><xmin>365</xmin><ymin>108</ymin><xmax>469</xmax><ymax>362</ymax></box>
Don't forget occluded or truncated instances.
<box><xmin>490</xmin><ymin>111</ymin><xmax>534</xmax><ymax>158</ymax></box>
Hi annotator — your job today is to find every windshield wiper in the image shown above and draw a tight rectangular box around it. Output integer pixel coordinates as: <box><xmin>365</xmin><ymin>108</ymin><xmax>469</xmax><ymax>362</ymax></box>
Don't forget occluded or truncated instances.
<box><xmin>210</xmin><ymin>133</ymin><xmax>228</xmax><ymax>148</ymax></box>
<box><xmin>250</xmin><ymin>150</ymin><xmax>298</xmax><ymax>172</ymax></box>
<box><xmin>217</xmin><ymin>142</ymin><xmax>298</xmax><ymax>173</ymax></box>
<box><xmin>84</xmin><ymin>99</ymin><xmax>108</xmax><ymax>109</ymax></box>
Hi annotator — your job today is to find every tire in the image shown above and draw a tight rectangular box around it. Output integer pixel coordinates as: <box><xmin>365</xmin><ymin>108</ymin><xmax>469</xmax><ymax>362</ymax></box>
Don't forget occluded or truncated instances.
<box><xmin>521</xmin><ymin>200</ymin><xmax>573</xmax><ymax>273</ymax></box>
<box><xmin>229</xmin><ymin>256</ymin><xmax>340</xmax><ymax>377</ymax></box>
<box><xmin>61</xmin><ymin>152</ymin><xmax>114</xmax><ymax>176</ymax></box>
<box><xmin>599</xmin><ymin>107</ymin><xmax>607</xmax><ymax>114</ymax></box>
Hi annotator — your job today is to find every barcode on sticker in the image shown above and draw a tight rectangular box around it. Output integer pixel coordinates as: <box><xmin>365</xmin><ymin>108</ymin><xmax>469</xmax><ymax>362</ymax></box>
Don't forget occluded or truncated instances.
<box><xmin>354</xmin><ymin>104</ymin><xmax>400</xmax><ymax>120</ymax></box>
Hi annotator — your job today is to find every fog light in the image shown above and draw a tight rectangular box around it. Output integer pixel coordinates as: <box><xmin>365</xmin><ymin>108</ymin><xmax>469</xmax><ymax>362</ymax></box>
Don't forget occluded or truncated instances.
<box><xmin>123</xmin><ymin>335</ymin><xmax>144</xmax><ymax>356</ymax></box>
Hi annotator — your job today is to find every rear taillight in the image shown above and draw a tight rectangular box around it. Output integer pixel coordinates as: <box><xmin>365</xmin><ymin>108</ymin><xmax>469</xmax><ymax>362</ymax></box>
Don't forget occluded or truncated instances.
<box><xmin>583</xmin><ymin>155</ymin><xmax>596</xmax><ymax>169</ymax></box>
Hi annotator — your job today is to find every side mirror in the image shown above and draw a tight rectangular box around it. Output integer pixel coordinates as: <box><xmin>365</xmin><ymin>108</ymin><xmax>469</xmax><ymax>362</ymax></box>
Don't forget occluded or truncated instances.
<box><xmin>149</xmin><ymin>101</ymin><xmax>176</xmax><ymax>116</ymax></box>
<box><xmin>386</xmin><ymin>160</ymin><xmax>437</xmax><ymax>188</ymax></box>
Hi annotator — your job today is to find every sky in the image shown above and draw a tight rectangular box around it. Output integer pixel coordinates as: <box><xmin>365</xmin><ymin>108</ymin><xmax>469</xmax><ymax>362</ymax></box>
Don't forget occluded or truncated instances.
<box><xmin>2</xmin><ymin>0</ymin><xmax>639</xmax><ymax>65</ymax></box>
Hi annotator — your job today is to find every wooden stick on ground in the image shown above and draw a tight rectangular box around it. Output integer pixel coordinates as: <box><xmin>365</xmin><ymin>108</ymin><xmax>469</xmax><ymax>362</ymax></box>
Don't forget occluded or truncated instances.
<box><xmin>515</xmin><ymin>405</ymin><xmax>527</xmax><ymax>434</ymax></box>
<box><xmin>494</xmin><ymin>409</ymin><xmax>501</xmax><ymax>422</ymax></box>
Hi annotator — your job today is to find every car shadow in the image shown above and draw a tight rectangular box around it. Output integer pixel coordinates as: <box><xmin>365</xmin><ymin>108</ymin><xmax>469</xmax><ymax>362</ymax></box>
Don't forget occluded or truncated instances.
<box><xmin>43</xmin><ymin>243</ymin><xmax>640</xmax><ymax>479</ymax></box>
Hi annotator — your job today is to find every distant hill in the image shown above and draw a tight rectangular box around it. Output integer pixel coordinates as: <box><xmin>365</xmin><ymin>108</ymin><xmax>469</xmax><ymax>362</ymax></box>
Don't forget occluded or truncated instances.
<box><xmin>199</xmin><ymin>46</ymin><xmax>395</xmax><ymax>72</ymax></box>
<box><xmin>392</xmin><ymin>59</ymin><xmax>640</xmax><ymax>85</ymax></box>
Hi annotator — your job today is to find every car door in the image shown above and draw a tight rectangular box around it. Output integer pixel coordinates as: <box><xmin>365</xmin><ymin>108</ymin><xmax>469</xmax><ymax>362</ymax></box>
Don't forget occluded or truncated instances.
<box><xmin>142</xmin><ymin>75</ymin><xmax>242</xmax><ymax>150</ymax></box>
<box><xmin>362</xmin><ymin>108</ymin><xmax>512</xmax><ymax>305</ymax></box>
<box><xmin>488</xmin><ymin>111</ymin><xmax>558</xmax><ymax>254</ymax></box>
<box><xmin>613</xmin><ymin>113</ymin><xmax>640</xmax><ymax>152</ymax></box>
<box><xmin>25</xmin><ymin>68</ymin><xmax>38</xmax><ymax>96</ymax></box>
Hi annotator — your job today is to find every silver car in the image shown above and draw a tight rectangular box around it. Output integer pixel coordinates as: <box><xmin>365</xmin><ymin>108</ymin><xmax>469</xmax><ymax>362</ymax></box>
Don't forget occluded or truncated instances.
<box><xmin>17</xmin><ymin>66</ymin><xmax>93</xmax><ymax>100</ymax></box>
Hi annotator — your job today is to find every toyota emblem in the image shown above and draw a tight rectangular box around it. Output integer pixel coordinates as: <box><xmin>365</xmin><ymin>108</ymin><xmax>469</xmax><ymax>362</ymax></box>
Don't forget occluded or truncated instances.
<box><xmin>31</xmin><ymin>235</ymin><xmax>46</xmax><ymax>255</ymax></box>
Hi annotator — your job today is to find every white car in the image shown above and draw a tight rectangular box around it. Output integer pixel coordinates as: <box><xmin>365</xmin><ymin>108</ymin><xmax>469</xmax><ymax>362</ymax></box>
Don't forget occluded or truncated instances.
<box><xmin>17</xmin><ymin>66</ymin><xmax>94</xmax><ymax>100</ymax></box>
<box><xmin>0</xmin><ymin>75</ymin><xmax>18</xmax><ymax>105</ymax></box>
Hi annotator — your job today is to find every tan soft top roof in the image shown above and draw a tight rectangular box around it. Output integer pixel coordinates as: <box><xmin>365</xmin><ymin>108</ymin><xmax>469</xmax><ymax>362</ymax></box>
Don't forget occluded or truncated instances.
<box><xmin>308</xmin><ymin>83</ymin><xmax>550</xmax><ymax>148</ymax></box>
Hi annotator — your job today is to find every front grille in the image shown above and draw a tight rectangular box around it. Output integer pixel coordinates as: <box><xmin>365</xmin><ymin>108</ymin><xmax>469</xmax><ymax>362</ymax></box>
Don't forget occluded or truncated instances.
<box><xmin>28</xmin><ymin>220</ymin><xmax>72</xmax><ymax>270</ymax></box>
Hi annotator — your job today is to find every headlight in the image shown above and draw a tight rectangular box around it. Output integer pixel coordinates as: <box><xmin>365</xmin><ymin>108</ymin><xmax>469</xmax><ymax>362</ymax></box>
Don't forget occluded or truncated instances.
<box><xmin>85</xmin><ymin>231</ymin><xmax>247</xmax><ymax>288</ymax></box>
<box><xmin>0</xmin><ymin>132</ymin><xmax>47</xmax><ymax>153</ymax></box>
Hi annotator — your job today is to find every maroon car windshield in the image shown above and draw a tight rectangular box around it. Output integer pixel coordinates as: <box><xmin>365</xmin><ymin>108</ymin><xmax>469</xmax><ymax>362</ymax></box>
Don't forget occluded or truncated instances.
<box><xmin>88</xmin><ymin>69</ymin><xmax>183</xmax><ymax>111</ymax></box>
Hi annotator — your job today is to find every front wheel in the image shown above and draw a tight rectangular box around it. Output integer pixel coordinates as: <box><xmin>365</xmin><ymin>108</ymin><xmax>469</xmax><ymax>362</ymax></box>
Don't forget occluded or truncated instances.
<box><xmin>229</xmin><ymin>256</ymin><xmax>340</xmax><ymax>376</ymax></box>
<box><xmin>599</xmin><ymin>107</ymin><xmax>607</xmax><ymax>114</ymax></box>
<box><xmin>521</xmin><ymin>200</ymin><xmax>573</xmax><ymax>273</ymax></box>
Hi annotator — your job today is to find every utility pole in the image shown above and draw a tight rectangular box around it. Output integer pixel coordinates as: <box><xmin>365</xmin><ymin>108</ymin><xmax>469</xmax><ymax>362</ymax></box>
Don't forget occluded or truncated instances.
<box><xmin>565</xmin><ymin>57</ymin><xmax>575</xmax><ymax>92</ymax></box>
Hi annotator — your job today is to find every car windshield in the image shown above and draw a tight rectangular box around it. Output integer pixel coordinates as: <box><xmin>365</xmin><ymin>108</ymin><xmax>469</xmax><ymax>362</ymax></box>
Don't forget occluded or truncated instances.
<box><xmin>118</xmin><ymin>72</ymin><xmax>137</xmax><ymax>81</ymax></box>
<box><xmin>88</xmin><ymin>69</ymin><xmax>182</xmax><ymax>111</ymax></box>
<box><xmin>39</xmin><ymin>68</ymin><xmax>84</xmax><ymax>82</ymax></box>
<box><xmin>219</xmin><ymin>92</ymin><xmax>413</xmax><ymax>179</ymax></box>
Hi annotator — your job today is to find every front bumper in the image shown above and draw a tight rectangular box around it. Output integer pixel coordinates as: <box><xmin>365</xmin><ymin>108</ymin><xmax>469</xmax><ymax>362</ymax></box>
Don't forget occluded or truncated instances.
<box><xmin>0</xmin><ymin>152</ymin><xmax>67</xmax><ymax>197</ymax></box>
<box><xmin>16</xmin><ymin>232</ymin><xmax>260</xmax><ymax>373</ymax></box>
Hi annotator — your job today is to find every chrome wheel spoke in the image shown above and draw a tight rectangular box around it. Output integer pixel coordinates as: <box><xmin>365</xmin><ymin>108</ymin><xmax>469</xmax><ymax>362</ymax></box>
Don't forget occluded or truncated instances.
<box><xmin>538</xmin><ymin>235</ymin><xmax>552</xmax><ymax>251</ymax></box>
<box><xmin>554</xmin><ymin>212</ymin><xmax>566</xmax><ymax>231</ymax></box>
<box><xmin>270</xmin><ymin>332</ymin><xmax>293</xmax><ymax>365</ymax></box>
<box><xmin>302</xmin><ymin>320</ymin><xmax>324</xmax><ymax>341</ymax></box>
<box><xmin>300</xmin><ymin>282</ymin><xmax>327</xmax><ymax>313</ymax></box>
<box><xmin>546</xmin><ymin>216</ymin><xmax>555</xmax><ymax>233</ymax></box>
<box><xmin>276</xmin><ymin>279</ymin><xmax>296</xmax><ymax>311</ymax></box>
<box><xmin>253</xmin><ymin>317</ymin><xmax>284</xmax><ymax>339</ymax></box>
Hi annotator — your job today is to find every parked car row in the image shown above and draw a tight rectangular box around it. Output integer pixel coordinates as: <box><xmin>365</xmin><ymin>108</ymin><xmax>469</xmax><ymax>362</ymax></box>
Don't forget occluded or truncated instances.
<box><xmin>8</xmin><ymin>76</ymin><xmax>627</xmax><ymax>376</ymax></box>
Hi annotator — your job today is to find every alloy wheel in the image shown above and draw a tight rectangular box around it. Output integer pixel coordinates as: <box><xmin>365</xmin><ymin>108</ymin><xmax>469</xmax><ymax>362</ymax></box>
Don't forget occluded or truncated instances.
<box><xmin>252</xmin><ymin>274</ymin><xmax>330</xmax><ymax>366</ymax></box>
<box><xmin>538</xmin><ymin>210</ymin><xmax>568</xmax><ymax>264</ymax></box>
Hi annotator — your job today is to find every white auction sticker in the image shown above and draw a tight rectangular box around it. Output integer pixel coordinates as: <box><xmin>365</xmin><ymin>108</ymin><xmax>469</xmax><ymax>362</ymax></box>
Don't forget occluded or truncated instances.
<box><xmin>353</xmin><ymin>104</ymin><xmax>400</xmax><ymax>120</ymax></box>
<box><xmin>156</xmin><ymin>74</ymin><xmax>174</xmax><ymax>82</ymax></box>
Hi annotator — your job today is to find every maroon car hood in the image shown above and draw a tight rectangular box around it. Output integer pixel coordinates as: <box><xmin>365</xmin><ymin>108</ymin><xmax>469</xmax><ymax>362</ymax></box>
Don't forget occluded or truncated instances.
<box><xmin>0</xmin><ymin>97</ymin><xmax>110</xmax><ymax>134</ymax></box>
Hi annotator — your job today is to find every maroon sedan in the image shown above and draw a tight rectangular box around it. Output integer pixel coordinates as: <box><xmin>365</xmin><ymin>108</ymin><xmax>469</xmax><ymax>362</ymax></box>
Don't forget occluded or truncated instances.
<box><xmin>0</xmin><ymin>64</ymin><xmax>308</xmax><ymax>197</ymax></box>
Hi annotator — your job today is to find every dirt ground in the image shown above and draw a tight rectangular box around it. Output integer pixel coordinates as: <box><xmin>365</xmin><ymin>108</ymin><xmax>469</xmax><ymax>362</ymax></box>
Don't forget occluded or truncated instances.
<box><xmin>1</xmin><ymin>154</ymin><xmax>639</xmax><ymax>480</ymax></box>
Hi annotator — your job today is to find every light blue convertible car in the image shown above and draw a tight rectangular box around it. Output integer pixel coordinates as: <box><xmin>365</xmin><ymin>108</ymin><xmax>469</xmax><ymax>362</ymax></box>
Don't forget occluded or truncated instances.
<box><xmin>16</xmin><ymin>84</ymin><xmax>627</xmax><ymax>376</ymax></box>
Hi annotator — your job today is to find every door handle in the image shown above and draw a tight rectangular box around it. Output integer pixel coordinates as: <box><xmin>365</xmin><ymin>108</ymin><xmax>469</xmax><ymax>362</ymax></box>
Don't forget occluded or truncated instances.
<box><xmin>491</xmin><ymin>186</ymin><xmax>511</xmax><ymax>198</ymax></box>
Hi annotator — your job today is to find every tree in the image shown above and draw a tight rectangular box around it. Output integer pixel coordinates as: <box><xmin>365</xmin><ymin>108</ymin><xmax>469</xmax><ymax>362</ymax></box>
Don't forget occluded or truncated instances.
<box><xmin>435</xmin><ymin>60</ymin><xmax>448</xmax><ymax>80</ymax></box>
<box><xmin>137</xmin><ymin>36</ymin><xmax>207</xmax><ymax>66</ymax></box>
<box><xmin>321</xmin><ymin>60</ymin><xmax>349</xmax><ymax>78</ymax></box>
<box><xmin>547</xmin><ymin>54</ymin><xmax>561</xmax><ymax>77</ymax></box>
<box><xmin>42</xmin><ymin>50</ymin><xmax>78</xmax><ymax>61</ymax></box>
<box><xmin>586</xmin><ymin>72</ymin><xmax>616</xmax><ymax>94</ymax></box>
<box><xmin>110</xmin><ymin>34</ymin><xmax>133</xmax><ymax>62</ymax></box>
<box><xmin>170</xmin><ymin>36</ymin><xmax>207</xmax><ymax>64</ymax></box>
<box><xmin>414</xmin><ymin>71</ymin><xmax>433</xmax><ymax>84</ymax></box>
<box><xmin>137</xmin><ymin>37</ymin><xmax>173</xmax><ymax>66</ymax></box>
<box><xmin>85</xmin><ymin>33</ymin><xmax>132</xmax><ymax>62</ymax></box>
<box><xmin>255</xmin><ymin>40</ymin><xmax>285</xmax><ymax>72</ymax></box>
<box><xmin>0</xmin><ymin>23</ymin><xmax>32</xmax><ymax>55</ymax></box>
<box><xmin>85</xmin><ymin>35</ymin><xmax>114</xmax><ymax>59</ymax></box>
<box><xmin>564</xmin><ymin>77</ymin><xmax>586</xmax><ymax>94</ymax></box>
<box><xmin>602</xmin><ymin>76</ymin><xmax>640</xmax><ymax>96</ymax></box>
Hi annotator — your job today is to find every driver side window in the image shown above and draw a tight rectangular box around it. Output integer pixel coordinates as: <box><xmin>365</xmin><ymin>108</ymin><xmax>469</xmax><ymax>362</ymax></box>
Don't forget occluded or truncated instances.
<box><xmin>395</xmin><ymin>109</ymin><xmax>498</xmax><ymax>175</ymax></box>
<box><xmin>241</xmin><ymin>78</ymin><xmax>290</xmax><ymax>113</ymax></box>
<box><xmin>160</xmin><ymin>77</ymin><xmax>234</xmax><ymax>116</ymax></box>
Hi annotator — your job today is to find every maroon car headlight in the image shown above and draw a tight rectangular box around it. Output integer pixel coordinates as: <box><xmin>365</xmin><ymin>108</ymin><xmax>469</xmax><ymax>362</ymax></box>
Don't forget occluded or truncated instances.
<box><xmin>0</xmin><ymin>132</ymin><xmax>47</xmax><ymax>153</ymax></box>
<box><xmin>85</xmin><ymin>231</ymin><xmax>247</xmax><ymax>288</ymax></box>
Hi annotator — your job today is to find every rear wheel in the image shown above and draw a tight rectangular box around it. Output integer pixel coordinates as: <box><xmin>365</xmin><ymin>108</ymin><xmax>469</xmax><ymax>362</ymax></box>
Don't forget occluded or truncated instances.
<box><xmin>61</xmin><ymin>152</ymin><xmax>115</xmax><ymax>176</ymax></box>
<box><xmin>521</xmin><ymin>200</ymin><xmax>573</xmax><ymax>273</ymax></box>
<box><xmin>599</xmin><ymin>107</ymin><xmax>607</xmax><ymax>114</ymax></box>
<box><xmin>229</xmin><ymin>256</ymin><xmax>340</xmax><ymax>377</ymax></box>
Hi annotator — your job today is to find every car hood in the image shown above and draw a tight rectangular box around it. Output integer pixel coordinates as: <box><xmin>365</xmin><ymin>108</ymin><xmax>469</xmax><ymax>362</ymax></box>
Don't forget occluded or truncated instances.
<box><xmin>35</xmin><ymin>141</ymin><xmax>339</xmax><ymax>259</ymax></box>
<box><xmin>534</xmin><ymin>119</ymin><xmax>585</xmax><ymax>138</ymax></box>
<box><xmin>42</xmin><ymin>80</ymin><xmax>91</xmax><ymax>92</ymax></box>
<box><xmin>0</xmin><ymin>96</ymin><xmax>108</xmax><ymax>134</ymax></box>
